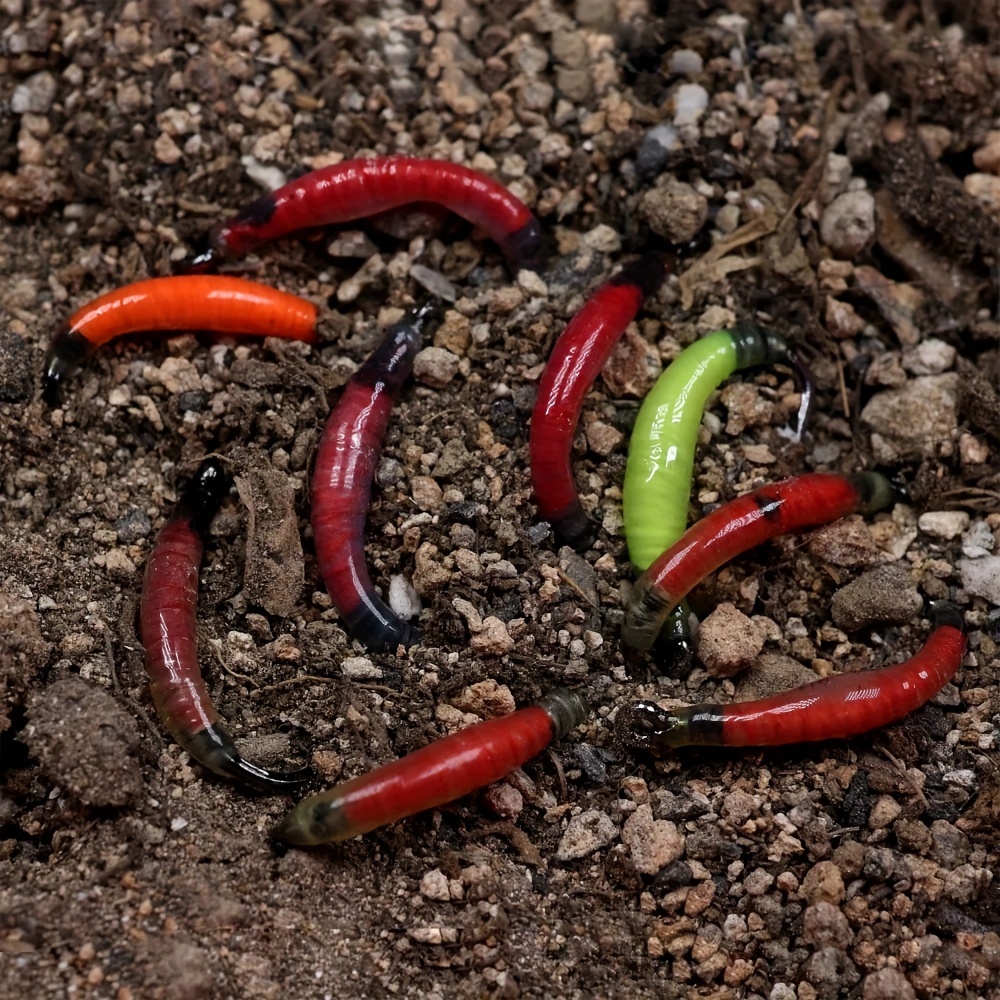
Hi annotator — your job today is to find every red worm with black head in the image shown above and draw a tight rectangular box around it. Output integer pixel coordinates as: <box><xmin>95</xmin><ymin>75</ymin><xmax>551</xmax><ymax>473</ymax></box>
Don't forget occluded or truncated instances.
<box><xmin>622</xmin><ymin>472</ymin><xmax>898</xmax><ymax>651</ymax></box>
<box><xmin>140</xmin><ymin>458</ymin><xmax>311</xmax><ymax>792</ymax></box>
<box><xmin>42</xmin><ymin>275</ymin><xmax>319</xmax><ymax>405</ymax></box>
<box><xmin>273</xmin><ymin>688</ymin><xmax>589</xmax><ymax>846</ymax></box>
<box><xmin>179</xmin><ymin>156</ymin><xmax>544</xmax><ymax>273</ymax></box>
<box><xmin>530</xmin><ymin>252</ymin><xmax>669</xmax><ymax>549</ymax></box>
<box><xmin>617</xmin><ymin>602</ymin><xmax>966</xmax><ymax>751</ymax></box>
<box><xmin>311</xmin><ymin>302</ymin><xmax>439</xmax><ymax>652</ymax></box>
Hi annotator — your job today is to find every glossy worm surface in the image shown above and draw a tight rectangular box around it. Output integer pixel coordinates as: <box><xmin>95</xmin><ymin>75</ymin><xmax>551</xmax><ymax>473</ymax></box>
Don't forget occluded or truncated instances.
<box><xmin>617</xmin><ymin>603</ymin><xmax>966</xmax><ymax>750</ymax></box>
<box><xmin>183</xmin><ymin>156</ymin><xmax>543</xmax><ymax>271</ymax></box>
<box><xmin>273</xmin><ymin>688</ymin><xmax>590</xmax><ymax>846</ymax></box>
<box><xmin>43</xmin><ymin>275</ymin><xmax>318</xmax><ymax>404</ymax></box>
<box><xmin>311</xmin><ymin>302</ymin><xmax>437</xmax><ymax>651</ymax></box>
<box><xmin>140</xmin><ymin>458</ymin><xmax>310</xmax><ymax>792</ymax></box>
<box><xmin>622</xmin><ymin>472</ymin><xmax>897</xmax><ymax>651</ymax></box>
<box><xmin>622</xmin><ymin>325</ymin><xmax>814</xmax><ymax>572</ymax></box>
<box><xmin>530</xmin><ymin>254</ymin><xmax>668</xmax><ymax>548</ymax></box>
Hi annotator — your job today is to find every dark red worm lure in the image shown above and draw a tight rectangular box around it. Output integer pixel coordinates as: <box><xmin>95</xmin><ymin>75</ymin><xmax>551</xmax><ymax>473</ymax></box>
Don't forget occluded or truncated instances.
<box><xmin>273</xmin><ymin>688</ymin><xmax>590</xmax><ymax>846</ymax></box>
<box><xmin>311</xmin><ymin>302</ymin><xmax>438</xmax><ymax>652</ymax></box>
<box><xmin>622</xmin><ymin>472</ymin><xmax>897</xmax><ymax>651</ymax></box>
<box><xmin>43</xmin><ymin>275</ymin><xmax>319</xmax><ymax>405</ymax></box>
<box><xmin>181</xmin><ymin>156</ymin><xmax>544</xmax><ymax>272</ymax></box>
<box><xmin>140</xmin><ymin>458</ymin><xmax>310</xmax><ymax>792</ymax></box>
<box><xmin>617</xmin><ymin>602</ymin><xmax>966</xmax><ymax>750</ymax></box>
<box><xmin>530</xmin><ymin>253</ymin><xmax>668</xmax><ymax>548</ymax></box>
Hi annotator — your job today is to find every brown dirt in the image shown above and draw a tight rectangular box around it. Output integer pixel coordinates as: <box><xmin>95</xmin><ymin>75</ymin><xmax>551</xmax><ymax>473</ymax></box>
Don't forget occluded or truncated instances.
<box><xmin>2</xmin><ymin>2</ymin><xmax>1000</xmax><ymax>998</ymax></box>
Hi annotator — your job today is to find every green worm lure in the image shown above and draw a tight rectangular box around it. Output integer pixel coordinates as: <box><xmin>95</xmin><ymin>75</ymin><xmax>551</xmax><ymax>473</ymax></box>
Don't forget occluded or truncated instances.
<box><xmin>622</xmin><ymin>326</ymin><xmax>813</xmax><ymax>572</ymax></box>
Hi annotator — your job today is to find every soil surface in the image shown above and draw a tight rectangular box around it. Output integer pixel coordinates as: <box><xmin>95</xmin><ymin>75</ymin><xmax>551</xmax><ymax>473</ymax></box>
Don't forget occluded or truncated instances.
<box><xmin>3</xmin><ymin>2</ymin><xmax>1000</xmax><ymax>998</ymax></box>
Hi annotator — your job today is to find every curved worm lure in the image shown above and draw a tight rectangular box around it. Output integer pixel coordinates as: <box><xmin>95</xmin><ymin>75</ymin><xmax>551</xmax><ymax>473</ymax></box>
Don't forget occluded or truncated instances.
<box><xmin>311</xmin><ymin>302</ymin><xmax>437</xmax><ymax>652</ymax></box>
<box><xmin>622</xmin><ymin>472</ymin><xmax>897</xmax><ymax>651</ymax></box>
<box><xmin>273</xmin><ymin>688</ymin><xmax>589</xmax><ymax>846</ymax></box>
<box><xmin>181</xmin><ymin>156</ymin><xmax>544</xmax><ymax>272</ymax></box>
<box><xmin>617</xmin><ymin>602</ymin><xmax>966</xmax><ymax>750</ymax></box>
<box><xmin>622</xmin><ymin>325</ymin><xmax>815</xmax><ymax>572</ymax></box>
<box><xmin>140</xmin><ymin>458</ymin><xmax>311</xmax><ymax>791</ymax></box>
<box><xmin>530</xmin><ymin>253</ymin><xmax>668</xmax><ymax>548</ymax></box>
<box><xmin>43</xmin><ymin>275</ymin><xmax>319</xmax><ymax>404</ymax></box>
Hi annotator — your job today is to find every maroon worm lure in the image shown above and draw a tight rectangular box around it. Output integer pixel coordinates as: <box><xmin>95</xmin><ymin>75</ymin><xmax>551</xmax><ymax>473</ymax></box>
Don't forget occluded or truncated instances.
<box><xmin>42</xmin><ymin>275</ymin><xmax>319</xmax><ymax>405</ymax></box>
<box><xmin>530</xmin><ymin>253</ymin><xmax>668</xmax><ymax>548</ymax></box>
<box><xmin>622</xmin><ymin>472</ymin><xmax>897</xmax><ymax>651</ymax></box>
<box><xmin>311</xmin><ymin>302</ymin><xmax>438</xmax><ymax>652</ymax></box>
<box><xmin>140</xmin><ymin>458</ymin><xmax>310</xmax><ymax>791</ymax></box>
<box><xmin>181</xmin><ymin>156</ymin><xmax>544</xmax><ymax>272</ymax></box>
<box><xmin>273</xmin><ymin>688</ymin><xmax>589</xmax><ymax>846</ymax></box>
<box><xmin>618</xmin><ymin>602</ymin><xmax>966</xmax><ymax>750</ymax></box>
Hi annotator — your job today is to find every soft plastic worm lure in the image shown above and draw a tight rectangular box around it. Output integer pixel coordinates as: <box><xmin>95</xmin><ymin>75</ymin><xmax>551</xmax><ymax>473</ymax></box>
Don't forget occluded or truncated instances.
<box><xmin>311</xmin><ymin>302</ymin><xmax>437</xmax><ymax>651</ymax></box>
<box><xmin>622</xmin><ymin>472</ymin><xmax>897</xmax><ymax>651</ymax></box>
<box><xmin>140</xmin><ymin>458</ymin><xmax>310</xmax><ymax>791</ymax></box>
<box><xmin>617</xmin><ymin>602</ymin><xmax>966</xmax><ymax>749</ymax></box>
<box><xmin>273</xmin><ymin>688</ymin><xmax>589</xmax><ymax>846</ymax></box>
<box><xmin>622</xmin><ymin>325</ymin><xmax>814</xmax><ymax>572</ymax></box>
<box><xmin>180</xmin><ymin>156</ymin><xmax>544</xmax><ymax>272</ymax></box>
<box><xmin>43</xmin><ymin>275</ymin><xmax>318</xmax><ymax>404</ymax></box>
<box><xmin>530</xmin><ymin>253</ymin><xmax>668</xmax><ymax>548</ymax></box>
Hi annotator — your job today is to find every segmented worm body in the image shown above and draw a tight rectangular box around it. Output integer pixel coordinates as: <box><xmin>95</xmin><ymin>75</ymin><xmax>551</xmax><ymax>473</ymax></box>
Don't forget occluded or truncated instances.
<box><xmin>273</xmin><ymin>688</ymin><xmax>589</xmax><ymax>846</ymax></box>
<box><xmin>182</xmin><ymin>156</ymin><xmax>543</xmax><ymax>272</ymax></box>
<box><xmin>618</xmin><ymin>603</ymin><xmax>965</xmax><ymax>750</ymax></box>
<box><xmin>43</xmin><ymin>275</ymin><xmax>318</xmax><ymax>404</ymax></box>
<box><xmin>622</xmin><ymin>325</ymin><xmax>814</xmax><ymax>571</ymax></box>
<box><xmin>623</xmin><ymin>472</ymin><xmax>897</xmax><ymax>651</ymax></box>
<box><xmin>530</xmin><ymin>254</ymin><xmax>668</xmax><ymax>548</ymax></box>
<box><xmin>311</xmin><ymin>303</ymin><xmax>437</xmax><ymax>651</ymax></box>
<box><xmin>140</xmin><ymin>459</ymin><xmax>310</xmax><ymax>791</ymax></box>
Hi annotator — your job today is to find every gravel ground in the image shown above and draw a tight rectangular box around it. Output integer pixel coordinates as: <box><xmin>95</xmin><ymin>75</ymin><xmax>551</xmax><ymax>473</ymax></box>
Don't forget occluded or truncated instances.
<box><xmin>3</xmin><ymin>1</ymin><xmax>1000</xmax><ymax>998</ymax></box>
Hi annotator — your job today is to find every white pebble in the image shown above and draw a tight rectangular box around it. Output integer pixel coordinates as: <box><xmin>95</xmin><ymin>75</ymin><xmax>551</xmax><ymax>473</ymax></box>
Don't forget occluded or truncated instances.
<box><xmin>917</xmin><ymin>511</ymin><xmax>969</xmax><ymax>540</ymax></box>
<box><xmin>240</xmin><ymin>154</ymin><xmax>288</xmax><ymax>191</ymax></box>
<box><xmin>819</xmin><ymin>190</ymin><xmax>876</xmax><ymax>258</ymax></box>
<box><xmin>673</xmin><ymin>83</ymin><xmax>709</xmax><ymax>126</ymax></box>
<box><xmin>388</xmin><ymin>574</ymin><xmax>422</xmax><ymax>621</ymax></box>
<box><xmin>669</xmin><ymin>49</ymin><xmax>703</xmax><ymax>76</ymax></box>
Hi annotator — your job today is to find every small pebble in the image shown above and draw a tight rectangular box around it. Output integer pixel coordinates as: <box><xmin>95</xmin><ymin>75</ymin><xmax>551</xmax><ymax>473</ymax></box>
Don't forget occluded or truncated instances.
<box><xmin>819</xmin><ymin>190</ymin><xmax>876</xmax><ymax>258</ymax></box>
<box><xmin>673</xmin><ymin>83</ymin><xmax>709</xmax><ymax>126</ymax></box>
<box><xmin>639</xmin><ymin>178</ymin><xmax>709</xmax><ymax>244</ymax></box>
<box><xmin>862</xmin><ymin>967</ymin><xmax>916</xmax><ymax>1000</ymax></box>
<box><xmin>620</xmin><ymin>805</ymin><xmax>684</xmax><ymax>875</ymax></box>
<box><xmin>696</xmin><ymin>603</ymin><xmax>765</xmax><ymax>677</ymax></box>
<box><xmin>958</xmin><ymin>555</ymin><xmax>1000</xmax><ymax>605</ymax></box>
<box><xmin>555</xmin><ymin>809</ymin><xmax>617</xmax><ymax>861</ymax></box>
<box><xmin>413</xmin><ymin>347</ymin><xmax>459</xmax><ymax>387</ymax></box>
<box><xmin>860</xmin><ymin>374</ymin><xmax>959</xmax><ymax>463</ymax></box>
<box><xmin>830</xmin><ymin>564</ymin><xmax>922</xmax><ymax>631</ymax></box>
<box><xmin>918</xmin><ymin>510</ymin><xmax>969</xmax><ymax>540</ymax></box>
<box><xmin>387</xmin><ymin>574</ymin><xmax>421</xmax><ymax>621</ymax></box>
<box><xmin>801</xmin><ymin>861</ymin><xmax>845</xmax><ymax>906</ymax></box>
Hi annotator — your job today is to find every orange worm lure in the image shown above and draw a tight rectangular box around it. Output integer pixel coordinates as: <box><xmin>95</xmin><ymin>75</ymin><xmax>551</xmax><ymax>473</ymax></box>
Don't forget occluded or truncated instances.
<box><xmin>273</xmin><ymin>688</ymin><xmax>589</xmax><ymax>846</ymax></box>
<box><xmin>43</xmin><ymin>275</ymin><xmax>318</xmax><ymax>404</ymax></box>
<box><xmin>139</xmin><ymin>458</ymin><xmax>311</xmax><ymax>792</ymax></box>
<box><xmin>181</xmin><ymin>156</ymin><xmax>544</xmax><ymax>272</ymax></box>
<box><xmin>617</xmin><ymin>603</ymin><xmax>966</xmax><ymax>750</ymax></box>
<box><xmin>622</xmin><ymin>472</ymin><xmax>898</xmax><ymax>651</ymax></box>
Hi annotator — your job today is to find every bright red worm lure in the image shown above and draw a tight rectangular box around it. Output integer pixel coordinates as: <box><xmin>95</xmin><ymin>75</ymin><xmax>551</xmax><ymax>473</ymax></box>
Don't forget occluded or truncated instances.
<box><xmin>181</xmin><ymin>156</ymin><xmax>544</xmax><ymax>272</ymax></box>
<box><xmin>311</xmin><ymin>302</ymin><xmax>437</xmax><ymax>652</ymax></box>
<box><xmin>530</xmin><ymin>253</ymin><xmax>668</xmax><ymax>548</ymax></box>
<box><xmin>617</xmin><ymin>602</ymin><xmax>966</xmax><ymax>750</ymax></box>
<box><xmin>140</xmin><ymin>458</ymin><xmax>310</xmax><ymax>791</ymax></box>
<box><xmin>622</xmin><ymin>472</ymin><xmax>897</xmax><ymax>651</ymax></box>
<box><xmin>43</xmin><ymin>275</ymin><xmax>319</xmax><ymax>404</ymax></box>
<box><xmin>273</xmin><ymin>688</ymin><xmax>589</xmax><ymax>846</ymax></box>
